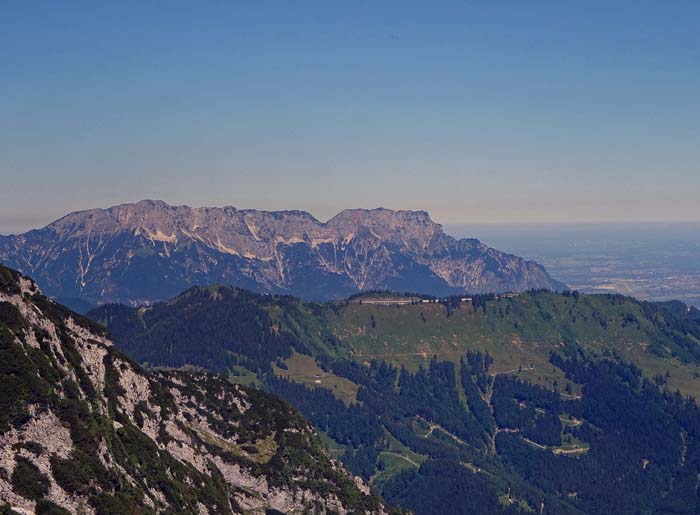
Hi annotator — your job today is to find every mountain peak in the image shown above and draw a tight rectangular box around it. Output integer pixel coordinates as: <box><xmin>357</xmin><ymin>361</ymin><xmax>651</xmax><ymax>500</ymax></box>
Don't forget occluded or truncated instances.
<box><xmin>0</xmin><ymin>201</ymin><xmax>565</xmax><ymax>306</ymax></box>
<box><xmin>327</xmin><ymin>207</ymin><xmax>436</xmax><ymax>229</ymax></box>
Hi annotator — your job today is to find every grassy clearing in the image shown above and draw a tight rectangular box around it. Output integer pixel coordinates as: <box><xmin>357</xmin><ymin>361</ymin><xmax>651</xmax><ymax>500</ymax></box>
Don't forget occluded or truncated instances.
<box><xmin>227</xmin><ymin>365</ymin><xmax>261</xmax><ymax>387</ymax></box>
<box><xmin>273</xmin><ymin>352</ymin><xmax>360</xmax><ymax>405</ymax></box>
<box><xmin>372</xmin><ymin>452</ymin><xmax>419</xmax><ymax>489</ymax></box>
<box><xmin>327</xmin><ymin>293</ymin><xmax>700</xmax><ymax>396</ymax></box>
<box><xmin>621</xmin><ymin>348</ymin><xmax>700</xmax><ymax>396</ymax></box>
<box><xmin>499</xmin><ymin>494</ymin><xmax>535</xmax><ymax>513</ymax></box>
<box><xmin>317</xmin><ymin>431</ymin><xmax>347</xmax><ymax>459</ymax></box>
<box><xmin>371</xmin><ymin>431</ymin><xmax>427</xmax><ymax>490</ymax></box>
<box><xmin>329</xmin><ymin>301</ymin><xmax>574</xmax><ymax>390</ymax></box>
<box><xmin>556</xmin><ymin>432</ymin><xmax>590</xmax><ymax>455</ymax></box>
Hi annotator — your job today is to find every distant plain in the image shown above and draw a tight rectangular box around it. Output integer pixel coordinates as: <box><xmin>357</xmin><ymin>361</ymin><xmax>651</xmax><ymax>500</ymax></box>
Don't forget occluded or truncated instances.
<box><xmin>449</xmin><ymin>223</ymin><xmax>700</xmax><ymax>307</ymax></box>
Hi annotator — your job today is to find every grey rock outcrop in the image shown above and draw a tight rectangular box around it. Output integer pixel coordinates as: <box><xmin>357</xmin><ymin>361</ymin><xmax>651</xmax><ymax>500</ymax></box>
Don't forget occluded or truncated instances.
<box><xmin>0</xmin><ymin>200</ymin><xmax>565</xmax><ymax>307</ymax></box>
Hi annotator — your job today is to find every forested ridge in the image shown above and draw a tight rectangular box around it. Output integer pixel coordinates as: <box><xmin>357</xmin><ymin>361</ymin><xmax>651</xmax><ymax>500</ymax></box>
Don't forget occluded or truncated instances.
<box><xmin>90</xmin><ymin>285</ymin><xmax>700</xmax><ymax>514</ymax></box>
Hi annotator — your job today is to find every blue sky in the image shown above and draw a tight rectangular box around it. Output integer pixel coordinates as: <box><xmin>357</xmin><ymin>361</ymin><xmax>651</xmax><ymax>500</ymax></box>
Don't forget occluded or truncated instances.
<box><xmin>1</xmin><ymin>1</ymin><xmax>699</xmax><ymax>233</ymax></box>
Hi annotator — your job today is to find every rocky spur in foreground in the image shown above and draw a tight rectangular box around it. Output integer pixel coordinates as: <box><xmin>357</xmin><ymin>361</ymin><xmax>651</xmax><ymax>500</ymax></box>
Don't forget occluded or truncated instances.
<box><xmin>0</xmin><ymin>265</ymin><xmax>394</xmax><ymax>515</ymax></box>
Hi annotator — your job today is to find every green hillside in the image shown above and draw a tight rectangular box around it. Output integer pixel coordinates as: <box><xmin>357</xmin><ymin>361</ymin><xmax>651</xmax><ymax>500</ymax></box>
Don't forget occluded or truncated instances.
<box><xmin>329</xmin><ymin>292</ymin><xmax>700</xmax><ymax>396</ymax></box>
<box><xmin>89</xmin><ymin>287</ymin><xmax>700</xmax><ymax>514</ymax></box>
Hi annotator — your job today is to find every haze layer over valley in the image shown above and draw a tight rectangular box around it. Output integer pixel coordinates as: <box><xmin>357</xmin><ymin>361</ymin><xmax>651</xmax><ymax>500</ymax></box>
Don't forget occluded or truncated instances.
<box><xmin>451</xmin><ymin>223</ymin><xmax>700</xmax><ymax>308</ymax></box>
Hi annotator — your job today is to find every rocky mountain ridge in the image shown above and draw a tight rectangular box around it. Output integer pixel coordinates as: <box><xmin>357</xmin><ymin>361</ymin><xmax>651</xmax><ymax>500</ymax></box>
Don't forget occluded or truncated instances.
<box><xmin>0</xmin><ymin>200</ymin><xmax>565</xmax><ymax>307</ymax></box>
<box><xmin>0</xmin><ymin>265</ymin><xmax>388</xmax><ymax>514</ymax></box>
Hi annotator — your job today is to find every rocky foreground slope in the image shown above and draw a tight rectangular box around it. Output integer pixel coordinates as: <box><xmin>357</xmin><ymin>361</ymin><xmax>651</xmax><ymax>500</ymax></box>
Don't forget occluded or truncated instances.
<box><xmin>0</xmin><ymin>266</ymin><xmax>388</xmax><ymax>515</ymax></box>
<box><xmin>0</xmin><ymin>200</ymin><xmax>564</xmax><ymax>307</ymax></box>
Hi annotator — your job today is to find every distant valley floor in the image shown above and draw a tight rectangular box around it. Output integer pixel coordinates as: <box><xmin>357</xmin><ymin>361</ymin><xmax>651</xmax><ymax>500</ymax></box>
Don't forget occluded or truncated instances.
<box><xmin>450</xmin><ymin>222</ymin><xmax>700</xmax><ymax>307</ymax></box>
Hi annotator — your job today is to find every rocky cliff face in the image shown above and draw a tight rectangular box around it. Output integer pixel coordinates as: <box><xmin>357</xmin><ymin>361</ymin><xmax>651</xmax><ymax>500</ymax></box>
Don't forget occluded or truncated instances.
<box><xmin>0</xmin><ymin>266</ymin><xmax>387</xmax><ymax>515</ymax></box>
<box><xmin>0</xmin><ymin>200</ymin><xmax>565</xmax><ymax>307</ymax></box>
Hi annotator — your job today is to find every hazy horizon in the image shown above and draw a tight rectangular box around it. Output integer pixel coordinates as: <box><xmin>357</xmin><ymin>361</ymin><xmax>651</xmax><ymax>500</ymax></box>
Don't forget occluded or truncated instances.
<box><xmin>450</xmin><ymin>222</ymin><xmax>700</xmax><ymax>308</ymax></box>
<box><xmin>2</xmin><ymin>2</ymin><xmax>699</xmax><ymax>233</ymax></box>
<box><xmin>3</xmin><ymin>198</ymin><xmax>700</xmax><ymax>236</ymax></box>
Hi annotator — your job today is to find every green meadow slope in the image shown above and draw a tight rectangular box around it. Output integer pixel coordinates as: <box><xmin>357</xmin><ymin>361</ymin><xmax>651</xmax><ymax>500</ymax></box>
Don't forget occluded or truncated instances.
<box><xmin>329</xmin><ymin>291</ymin><xmax>700</xmax><ymax>396</ymax></box>
<box><xmin>90</xmin><ymin>287</ymin><xmax>700</xmax><ymax>514</ymax></box>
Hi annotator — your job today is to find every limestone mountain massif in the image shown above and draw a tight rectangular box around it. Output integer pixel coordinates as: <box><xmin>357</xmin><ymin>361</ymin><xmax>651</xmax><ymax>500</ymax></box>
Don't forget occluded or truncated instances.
<box><xmin>0</xmin><ymin>200</ymin><xmax>565</xmax><ymax>308</ymax></box>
